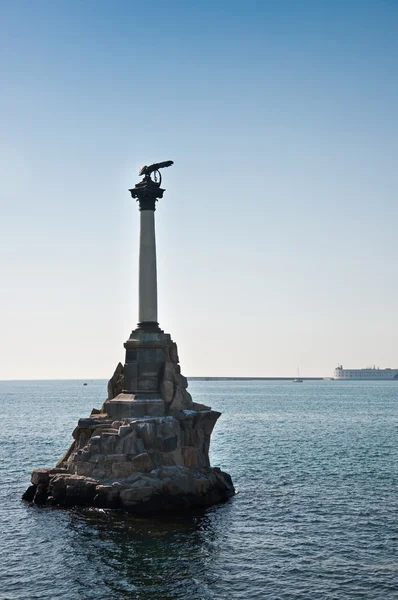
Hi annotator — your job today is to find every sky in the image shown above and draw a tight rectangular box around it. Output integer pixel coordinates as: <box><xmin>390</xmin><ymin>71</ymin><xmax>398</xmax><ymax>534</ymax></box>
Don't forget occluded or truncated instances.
<box><xmin>1</xmin><ymin>0</ymin><xmax>398</xmax><ymax>379</ymax></box>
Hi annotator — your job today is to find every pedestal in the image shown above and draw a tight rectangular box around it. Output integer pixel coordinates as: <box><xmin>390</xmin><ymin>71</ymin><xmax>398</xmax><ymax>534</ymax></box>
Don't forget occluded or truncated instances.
<box><xmin>22</xmin><ymin>343</ymin><xmax>235</xmax><ymax>513</ymax></box>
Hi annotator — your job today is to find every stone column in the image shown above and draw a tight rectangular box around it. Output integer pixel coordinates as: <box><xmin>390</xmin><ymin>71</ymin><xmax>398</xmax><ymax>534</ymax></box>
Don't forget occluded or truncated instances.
<box><xmin>121</xmin><ymin>175</ymin><xmax>167</xmax><ymax>406</ymax></box>
<box><xmin>129</xmin><ymin>176</ymin><xmax>165</xmax><ymax>331</ymax></box>
<box><xmin>138</xmin><ymin>209</ymin><xmax>158</xmax><ymax>326</ymax></box>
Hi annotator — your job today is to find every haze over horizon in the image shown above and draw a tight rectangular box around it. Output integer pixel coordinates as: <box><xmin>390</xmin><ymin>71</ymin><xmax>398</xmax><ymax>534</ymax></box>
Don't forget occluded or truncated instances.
<box><xmin>1</xmin><ymin>0</ymin><xmax>398</xmax><ymax>380</ymax></box>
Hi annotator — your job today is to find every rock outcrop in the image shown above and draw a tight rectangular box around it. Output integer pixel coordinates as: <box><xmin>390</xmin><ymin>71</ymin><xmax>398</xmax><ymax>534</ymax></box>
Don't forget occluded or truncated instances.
<box><xmin>107</xmin><ymin>362</ymin><xmax>124</xmax><ymax>400</ymax></box>
<box><xmin>23</xmin><ymin>341</ymin><xmax>235</xmax><ymax>514</ymax></box>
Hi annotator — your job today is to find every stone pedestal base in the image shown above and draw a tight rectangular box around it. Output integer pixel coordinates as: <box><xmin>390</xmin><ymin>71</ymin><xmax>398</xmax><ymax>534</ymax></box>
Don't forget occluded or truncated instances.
<box><xmin>23</xmin><ymin>409</ymin><xmax>235</xmax><ymax>514</ymax></box>
<box><xmin>103</xmin><ymin>393</ymin><xmax>166</xmax><ymax>419</ymax></box>
<box><xmin>23</xmin><ymin>335</ymin><xmax>235</xmax><ymax>514</ymax></box>
<box><xmin>123</xmin><ymin>328</ymin><xmax>174</xmax><ymax>397</ymax></box>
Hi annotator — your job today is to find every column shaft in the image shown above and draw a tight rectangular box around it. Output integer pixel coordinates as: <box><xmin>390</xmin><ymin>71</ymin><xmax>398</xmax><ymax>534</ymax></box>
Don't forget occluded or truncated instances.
<box><xmin>138</xmin><ymin>210</ymin><xmax>158</xmax><ymax>324</ymax></box>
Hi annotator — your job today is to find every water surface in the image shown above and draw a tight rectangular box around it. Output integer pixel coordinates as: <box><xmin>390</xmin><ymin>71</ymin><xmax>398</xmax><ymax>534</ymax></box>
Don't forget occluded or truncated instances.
<box><xmin>1</xmin><ymin>379</ymin><xmax>397</xmax><ymax>599</ymax></box>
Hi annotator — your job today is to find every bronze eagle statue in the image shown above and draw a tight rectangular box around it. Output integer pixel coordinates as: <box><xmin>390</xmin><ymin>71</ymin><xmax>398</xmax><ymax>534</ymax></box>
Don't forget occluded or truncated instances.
<box><xmin>139</xmin><ymin>160</ymin><xmax>174</xmax><ymax>177</ymax></box>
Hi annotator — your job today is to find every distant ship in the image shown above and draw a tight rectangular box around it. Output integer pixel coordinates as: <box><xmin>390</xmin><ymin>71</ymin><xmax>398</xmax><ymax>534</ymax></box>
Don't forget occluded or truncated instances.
<box><xmin>334</xmin><ymin>364</ymin><xmax>398</xmax><ymax>380</ymax></box>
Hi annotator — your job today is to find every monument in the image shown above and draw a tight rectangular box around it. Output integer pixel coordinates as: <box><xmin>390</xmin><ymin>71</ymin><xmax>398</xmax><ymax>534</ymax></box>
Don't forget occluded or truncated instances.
<box><xmin>22</xmin><ymin>161</ymin><xmax>235</xmax><ymax>513</ymax></box>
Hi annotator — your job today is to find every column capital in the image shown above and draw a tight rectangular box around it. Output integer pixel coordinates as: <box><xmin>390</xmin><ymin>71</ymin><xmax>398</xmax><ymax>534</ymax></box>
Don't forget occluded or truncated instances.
<box><xmin>129</xmin><ymin>177</ymin><xmax>165</xmax><ymax>211</ymax></box>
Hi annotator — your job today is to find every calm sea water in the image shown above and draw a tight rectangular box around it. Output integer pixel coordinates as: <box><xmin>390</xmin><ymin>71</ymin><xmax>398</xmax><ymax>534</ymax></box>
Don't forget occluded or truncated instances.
<box><xmin>1</xmin><ymin>379</ymin><xmax>397</xmax><ymax>600</ymax></box>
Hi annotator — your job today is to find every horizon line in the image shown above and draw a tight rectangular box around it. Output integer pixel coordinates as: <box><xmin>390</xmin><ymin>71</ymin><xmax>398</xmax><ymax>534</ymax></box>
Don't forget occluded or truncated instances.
<box><xmin>0</xmin><ymin>376</ymin><xmax>330</xmax><ymax>382</ymax></box>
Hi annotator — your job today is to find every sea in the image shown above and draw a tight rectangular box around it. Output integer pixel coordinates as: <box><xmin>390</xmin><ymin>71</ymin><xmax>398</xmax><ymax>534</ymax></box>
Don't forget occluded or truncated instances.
<box><xmin>1</xmin><ymin>379</ymin><xmax>397</xmax><ymax>600</ymax></box>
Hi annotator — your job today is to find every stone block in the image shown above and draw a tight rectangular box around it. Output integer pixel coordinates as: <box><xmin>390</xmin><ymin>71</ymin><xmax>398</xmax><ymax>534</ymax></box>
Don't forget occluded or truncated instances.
<box><xmin>93</xmin><ymin>484</ymin><xmax>120</xmax><ymax>508</ymax></box>
<box><xmin>118</xmin><ymin>425</ymin><xmax>130</xmax><ymax>437</ymax></box>
<box><xmin>175</xmin><ymin>374</ymin><xmax>188</xmax><ymax>389</ymax></box>
<box><xmin>182</xmin><ymin>389</ymin><xmax>193</xmax><ymax>406</ymax></box>
<box><xmin>65</xmin><ymin>478</ymin><xmax>97</xmax><ymax>504</ymax></box>
<box><xmin>122</xmin><ymin>363</ymin><xmax>138</xmax><ymax>392</ymax></box>
<box><xmin>162</xmin><ymin>436</ymin><xmax>178</xmax><ymax>452</ymax></box>
<box><xmin>103</xmin><ymin>454</ymin><xmax>127</xmax><ymax>463</ymax></box>
<box><xmin>88</xmin><ymin>435</ymin><xmax>101</xmax><ymax>450</ymax></box>
<box><xmin>50</xmin><ymin>474</ymin><xmax>70</xmax><ymax>488</ymax></box>
<box><xmin>67</xmin><ymin>475</ymin><xmax>93</xmax><ymax>487</ymax></box>
<box><xmin>136</xmin><ymin>422</ymin><xmax>156</xmax><ymax>449</ymax></box>
<box><xmin>138</xmin><ymin>361</ymin><xmax>161</xmax><ymax>378</ymax></box>
<box><xmin>121</xmin><ymin>431</ymin><xmax>139</xmax><ymax>454</ymax></box>
<box><xmin>111</xmin><ymin>421</ymin><xmax>123</xmax><ymax>429</ymax></box>
<box><xmin>169</xmin><ymin>343</ymin><xmax>179</xmax><ymax>364</ymax></box>
<box><xmin>49</xmin><ymin>476</ymin><xmax>67</xmax><ymax>502</ymax></box>
<box><xmin>123</xmin><ymin>473</ymin><xmax>142</xmax><ymax>485</ymax></box>
<box><xmin>181</xmin><ymin>446</ymin><xmax>198</xmax><ymax>469</ymax></box>
<box><xmin>202</xmin><ymin>411</ymin><xmax>221</xmax><ymax>435</ymax></box>
<box><xmin>31</xmin><ymin>469</ymin><xmax>50</xmax><ymax>487</ymax></box>
<box><xmin>147</xmin><ymin>451</ymin><xmax>164</xmax><ymax>466</ymax></box>
<box><xmin>204</xmin><ymin>434</ymin><xmax>210</xmax><ymax>456</ymax></box>
<box><xmin>192</xmin><ymin>402</ymin><xmax>211</xmax><ymax>411</ymax></box>
<box><xmin>131</xmin><ymin>452</ymin><xmax>153</xmax><ymax>472</ymax></box>
<box><xmin>195</xmin><ymin>449</ymin><xmax>208</xmax><ymax>468</ymax></box>
<box><xmin>169</xmin><ymin>388</ymin><xmax>185</xmax><ymax>412</ymax></box>
<box><xmin>120</xmin><ymin>486</ymin><xmax>154</xmax><ymax>504</ymax></box>
<box><xmin>79</xmin><ymin>450</ymin><xmax>91</xmax><ymax>461</ymax></box>
<box><xmin>158</xmin><ymin>416</ymin><xmax>180</xmax><ymax>438</ymax></box>
<box><xmin>163</xmin><ymin>361</ymin><xmax>175</xmax><ymax>382</ymax></box>
<box><xmin>106</xmin><ymin>396</ymin><xmax>165</xmax><ymax>419</ymax></box>
<box><xmin>179</xmin><ymin>425</ymin><xmax>203</xmax><ymax>448</ymax></box>
<box><xmin>78</xmin><ymin>418</ymin><xmax>113</xmax><ymax>429</ymax></box>
<box><xmin>75</xmin><ymin>462</ymin><xmax>95</xmax><ymax>477</ymax></box>
<box><xmin>22</xmin><ymin>485</ymin><xmax>36</xmax><ymax>502</ymax></box>
<box><xmin>111</xmin><ymin>461</ymin><xmax>135</xmax><ymax>478</ymax></box>
<box><xmin>160</xmin><ymin>379</ymin><xmax>174</xmax><ymax>404</ymax></box>
<box><xmin>169</xmin><ymin>388</ymin><xmax>193</xmax><ymax>412</ymax></box>
<box><xmin>195</xmin><ymin>478</ymin><xmax>211</xmax><ymax>495</ymax></box>
<box><xmin>134</xmin><ymin>476</ymin><xmax>163</xmax><ymax>492</ymax></box>
<box><xmin>78</xmin><ymin>431</ymin><xmax>90</xmax><ymax>449</ymax></box>
<box><xmin>100</xmin><ymin>433</ymin><xmax>117</xmax><ymax>454</ymax></box>
<box><xmin>94</xmin><ymin>484</ymin><xmax>112</xmax><ymax>497</ymax></box>
<box><xmin>136</xmin><ymin>438</ymin><xmax>145</xmax><ymax>454</ymax></box>
<box><xmin>48</xmin><ymin>467</ymin><xmax>69</xmax><ymax>477</ymax></box>
<box><xmin>162</xmin><ymin>473</ymin><xmax>194</xmax><ymax>495</ymax></box>
<box><xmin>33</xmin><ymin>483</ymin><xmax>48</xmax><ymax>505</ymax></box>
<box><xmin>151</xmin><ymin>466</ymin><xmax>178</xmax><ymax>479</ymax></box>
<box><xmin>92</xmin><ymin>466</ymin><xmax>106</xmax><ymax>479</ymax></box>
<box><xmin>159</xmin><ymin>449</ymin><xmax>184</xmax><ymax>466</ymax></box>
<box><xmin>88</xmin><ymin>453</ymin><xmax>104</xmax><ymax>463</ymax></box>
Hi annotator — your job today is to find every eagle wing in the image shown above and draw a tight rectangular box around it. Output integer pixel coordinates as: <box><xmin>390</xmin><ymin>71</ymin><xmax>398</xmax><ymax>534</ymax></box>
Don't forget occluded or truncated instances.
<box><xmin>139</xmin><ymin>160</ymin><xmax>174</xmax><ymax>176</ymax></box>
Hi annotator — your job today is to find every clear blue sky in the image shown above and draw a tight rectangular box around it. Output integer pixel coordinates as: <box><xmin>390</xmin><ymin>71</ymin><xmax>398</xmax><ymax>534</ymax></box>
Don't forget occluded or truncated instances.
<box><xmin>1</xmin><ymin>0</ymin><xmax>398</xmax><ymax>379</ymax></box>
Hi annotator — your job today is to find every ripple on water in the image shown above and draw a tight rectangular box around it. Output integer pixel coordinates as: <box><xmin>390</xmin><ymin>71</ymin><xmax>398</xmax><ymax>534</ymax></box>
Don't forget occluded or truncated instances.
<box><xmin>1</xmin><ymin>379</ymin><xmax>398</xmax><ymax>599</ymax></box>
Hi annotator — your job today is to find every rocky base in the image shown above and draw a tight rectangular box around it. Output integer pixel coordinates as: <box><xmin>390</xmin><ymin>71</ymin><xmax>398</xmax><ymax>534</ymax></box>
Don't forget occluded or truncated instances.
<box><xmin>23</xmin><ymin>341</ymin><xmax>235</xmax><ymax>515</ymax></box>
<box><xmin>22</xmin><ymin>465</ymin><xmax>234</xmax><ymax>514</ymax></box>
<box><xmin>22</xmin><ymin>405</ymin><xmax>236</xmax><ymax>515</ymax></box>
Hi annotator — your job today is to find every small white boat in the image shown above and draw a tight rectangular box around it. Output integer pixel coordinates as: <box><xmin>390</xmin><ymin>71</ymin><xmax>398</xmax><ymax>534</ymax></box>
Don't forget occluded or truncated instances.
<box><xmin>293</xmin><ymin>368</ymin><xmax>303</xmax><ymax>383</ymax></box>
